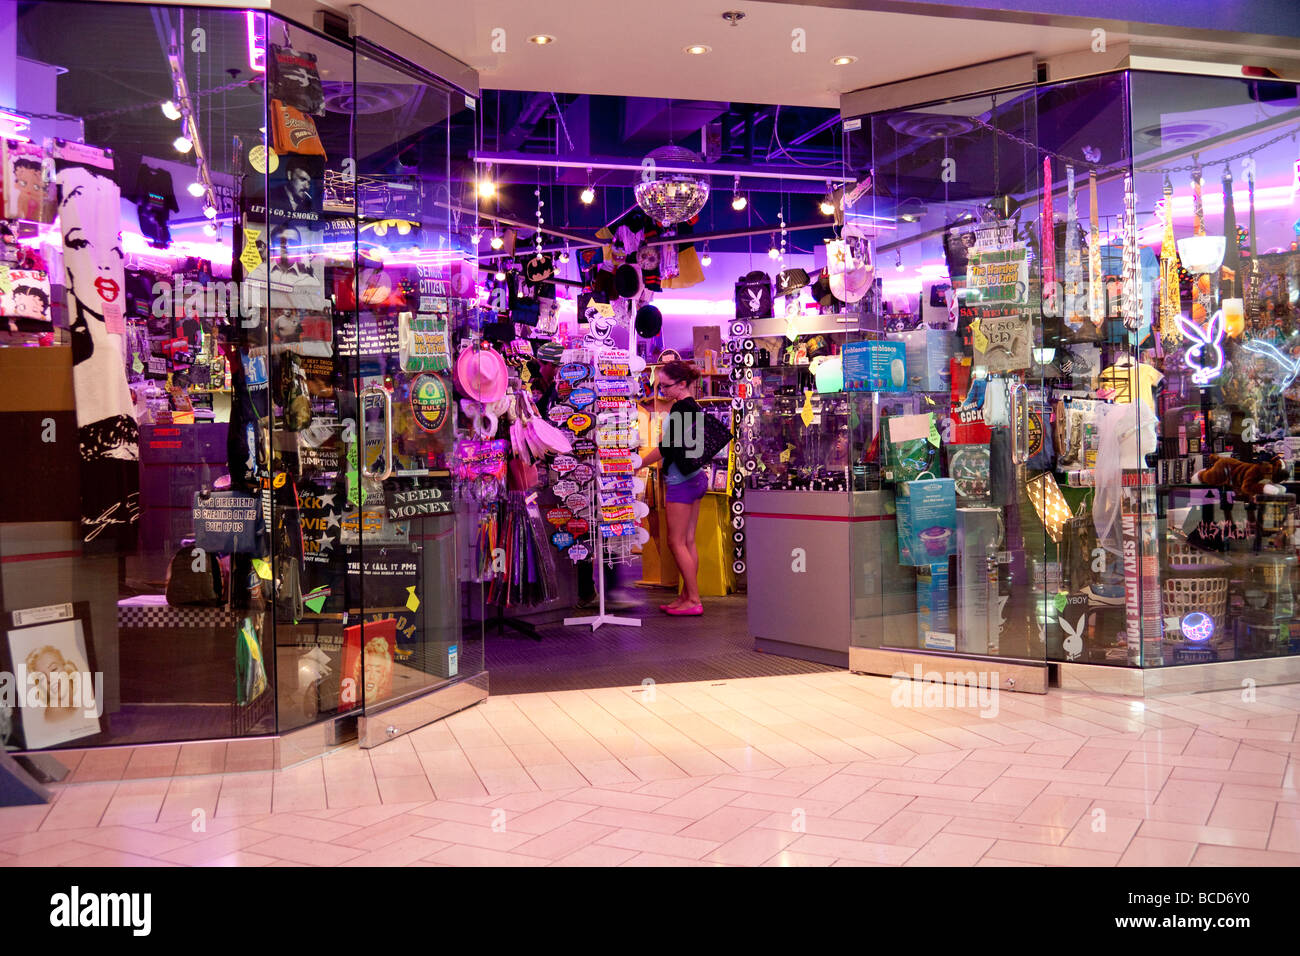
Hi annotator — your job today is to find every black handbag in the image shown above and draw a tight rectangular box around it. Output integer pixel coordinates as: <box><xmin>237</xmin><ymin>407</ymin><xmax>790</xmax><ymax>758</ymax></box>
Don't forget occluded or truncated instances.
<box><xmin>165</xmin><ymin>543</ymin><xmax>227</xmax><ymax>607</ymax></box>
<box><xmin>700</xmin><ymin>411</ymin><xmax>735</xmax><ymax>462</ymax></box>
<box><xmin>735</xmin><ymin>270</ymin><xmax>773</xmax><ymax>320</ymax></box>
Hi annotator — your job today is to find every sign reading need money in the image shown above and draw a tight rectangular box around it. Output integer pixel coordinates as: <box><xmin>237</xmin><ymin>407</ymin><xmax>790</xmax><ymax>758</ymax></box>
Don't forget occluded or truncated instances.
<box><xmin>384</xmin><ymin>473</ymin><xmax>454</xmax><ymax>519</ymax></box>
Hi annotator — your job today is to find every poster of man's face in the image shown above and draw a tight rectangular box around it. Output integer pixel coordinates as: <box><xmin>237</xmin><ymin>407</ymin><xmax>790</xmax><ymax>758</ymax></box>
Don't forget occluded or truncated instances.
<box><xmin>267</xmin><ymin>154</ymin><xmax>323</xmax><ymax>220</ymax></box>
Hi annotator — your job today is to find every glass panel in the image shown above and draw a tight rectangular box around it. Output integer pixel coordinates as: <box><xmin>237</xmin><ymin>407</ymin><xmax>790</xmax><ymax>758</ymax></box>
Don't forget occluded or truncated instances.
<box><xmin>260</xmin><ymin>16</ymin><xmax>360</xmax><ymax>731</ymax></box>
<box><xmin>0</xmin><ymin>3</ymin><xmax>274</xmax><ymax>748</ymax></box>
<box><xmin>853</xmin><ymin>85</ymin><xmax>1048</xmax><ymax>668</ymax></box>
<box><xmin>1130</xmin><ymin>69</ymin><xmax>1300</xmax><ymax>666</ymax></box>
<box><xmin>350</xmin><ymin>41</ymin><xmax>482</xmax><ymax>714</ymax></box>
<box><xmin>1034</xmin><ymin>72</ymin><xmax>1137</xmax><ymax>667</ymax></box>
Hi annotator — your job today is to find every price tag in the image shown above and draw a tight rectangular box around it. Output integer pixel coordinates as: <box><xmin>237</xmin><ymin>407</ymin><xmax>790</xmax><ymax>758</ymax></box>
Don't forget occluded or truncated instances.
<box><xmin>970</xmin><ymin>318</ymin><xmax>989</xmax><ymax>353</ymax></box>
<box><xmin>799</xmin><ymin>390</ymin><xmax>814</xmax><ymax>427</ymax></box>
<box><xmin>928</xmin><ymin>415</ymin><xmax>942</xmax><ymax>447</ymax></box>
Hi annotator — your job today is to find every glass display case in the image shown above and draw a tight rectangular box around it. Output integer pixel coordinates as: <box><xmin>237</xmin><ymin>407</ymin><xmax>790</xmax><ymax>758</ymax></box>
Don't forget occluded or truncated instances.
<box><xmin>0</xmin><ymin>1</ymin><xmax>485</xmax><ymax>759</ymax></box>
<box><xmin>842</xmin><ymin>63</ymin><xmax>1300</xmax><ymax>692</ymax></box>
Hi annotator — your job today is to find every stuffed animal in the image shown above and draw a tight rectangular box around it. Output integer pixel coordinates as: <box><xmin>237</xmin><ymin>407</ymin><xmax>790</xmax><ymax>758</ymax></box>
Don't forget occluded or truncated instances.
<box><xmin>1193</xmin><ymin>454</ymin><xmax>1287</xmax><ymax>497</ymax></box>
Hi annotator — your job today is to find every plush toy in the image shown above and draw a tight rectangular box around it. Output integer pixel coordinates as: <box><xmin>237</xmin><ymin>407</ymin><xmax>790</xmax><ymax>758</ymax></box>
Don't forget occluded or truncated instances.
<box><xmin>1193</xmin><ymin>454</ymin><xmax>1287</xmax><ymax>497</ymax></box>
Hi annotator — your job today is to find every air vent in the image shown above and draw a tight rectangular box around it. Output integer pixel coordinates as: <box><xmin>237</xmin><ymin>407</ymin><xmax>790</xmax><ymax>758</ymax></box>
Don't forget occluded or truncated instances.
<box><xmin>313</xmin><ymin>10</ymin><xmax>351</xmax><ymax>43</ymax></box>
<box><xmin>322</xmin><ymin>81</ymin><xmax>417</xmax><ymax>115</ymax></box>
<box><xmin>885</xmin><ymin>112</ymin><xmax>977</xmax><ymax>139</ymax></box>
<box><xmin>1135</xmin><ymin>121</ymin><xmax>1227</xmax><ymax>148</ymax></box>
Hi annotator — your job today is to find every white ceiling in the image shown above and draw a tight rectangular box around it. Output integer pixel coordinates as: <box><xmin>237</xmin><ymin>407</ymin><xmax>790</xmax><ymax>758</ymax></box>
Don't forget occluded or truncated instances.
<box><xmin>337</xmin><ymin>0</ymin><xmax>1130</xmax><ymax>108</ymax></box>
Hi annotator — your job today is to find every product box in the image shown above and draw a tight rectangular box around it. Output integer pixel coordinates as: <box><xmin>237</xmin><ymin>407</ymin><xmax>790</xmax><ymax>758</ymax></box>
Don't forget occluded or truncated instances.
<box><xmin>843</xmin><ymin>339</ymin><xmax>906</xmax><ymax>392</ymax></box>
<box><xmin>889</xmin><ymin>329</ymin><xmax>953</xmax><ymax>393</ymax></box>
<box><xmin>896</xmin><ymin>476</ymin><xmax>956</xmax><ymax>566</ymax></box>
<box><xmin>1120</xmin><ymin>469</ymin><xmax>1162</xmax><ymax>666</ymax></box>
<box><xmin>917</xmin><ymin>562</ymin><xmax>953</xmax><ymax>649</ymax></box>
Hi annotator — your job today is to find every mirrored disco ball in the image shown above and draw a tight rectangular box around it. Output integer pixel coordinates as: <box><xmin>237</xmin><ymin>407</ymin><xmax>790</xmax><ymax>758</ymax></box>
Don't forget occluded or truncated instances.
<box><xmin>634</xmin><ymin>145</ymin><xmax>710</xmax><ymax>226</ymax></box>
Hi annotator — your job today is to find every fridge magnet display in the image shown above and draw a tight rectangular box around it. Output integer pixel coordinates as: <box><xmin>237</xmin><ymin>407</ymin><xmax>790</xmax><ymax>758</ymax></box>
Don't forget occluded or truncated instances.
<box><xmin>842</xmin><ymin>340</ymin><xmax>906</xmax><ymax>392</ymax></box>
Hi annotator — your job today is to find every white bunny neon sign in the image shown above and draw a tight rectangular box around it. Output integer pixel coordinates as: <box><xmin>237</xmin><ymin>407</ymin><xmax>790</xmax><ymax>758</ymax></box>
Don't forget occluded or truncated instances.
<box><xmin>1174</xmin><ymin>309</ymin><xmax>1225</xmax><ymax>385</ymax></box>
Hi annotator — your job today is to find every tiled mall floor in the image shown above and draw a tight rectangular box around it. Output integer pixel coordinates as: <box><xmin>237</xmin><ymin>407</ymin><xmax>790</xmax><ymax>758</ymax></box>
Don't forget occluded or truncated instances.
<box><xmin>3</xmin><ymin>671</ymin><xmax>1300</xmax><ymax>867</ymax></box>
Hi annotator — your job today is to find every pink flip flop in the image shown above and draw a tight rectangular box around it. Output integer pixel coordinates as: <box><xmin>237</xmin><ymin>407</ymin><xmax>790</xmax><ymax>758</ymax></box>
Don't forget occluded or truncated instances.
<box><xmin>665</xmin><ymin>604</ymin><xmax>703</xmax><ymax>616</ymax></box>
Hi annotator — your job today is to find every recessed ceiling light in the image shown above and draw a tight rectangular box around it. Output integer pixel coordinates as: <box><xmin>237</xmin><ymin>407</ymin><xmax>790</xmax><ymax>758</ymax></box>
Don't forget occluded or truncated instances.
<box><xmin>684</xmin><ymin>44</ymin><xmax>711</xmax><ymax>56</ymax></box>
<box><xmin>831</xmin><ymin>55</ymin><xmax>857</xmax><ymax>66</ymax></box>
<box><xmin>528</xmin><ymin>34</ymin><xmax>555</xmax><ymax>45</ymax></box>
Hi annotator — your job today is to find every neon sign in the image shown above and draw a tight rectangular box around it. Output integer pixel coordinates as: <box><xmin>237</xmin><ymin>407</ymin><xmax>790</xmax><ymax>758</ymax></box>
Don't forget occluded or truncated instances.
<box><xmin>246</xmin><ymin>12</ymin><xmax>267</xmax><ymax>73</ymax></box>
<box><xmin>1175</xmin><ymin>310</ymin><xmax>1225</xmax><ymax>385</ymax></box>
<box><xmin>1243</xmin><ymin>338</ymin><xmax>1300</xmax><ymax>391</ymax></box>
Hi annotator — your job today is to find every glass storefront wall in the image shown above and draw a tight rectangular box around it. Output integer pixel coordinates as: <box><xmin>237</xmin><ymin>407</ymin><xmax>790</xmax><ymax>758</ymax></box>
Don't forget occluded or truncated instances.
<box><xmin>849</xmin><ymin>67</ymin><xmax>1300</xmax><ymax>679</ymax></box>
<box><xmin>0</xmin><ymin>2</ymin><xmax>483</xmax><ymax>756</ymax></box>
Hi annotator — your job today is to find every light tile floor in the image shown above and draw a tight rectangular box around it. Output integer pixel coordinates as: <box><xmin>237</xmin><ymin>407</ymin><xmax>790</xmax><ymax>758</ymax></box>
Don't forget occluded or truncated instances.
<box><xmin>3</xmin><ymin>671</ymin><xmax>1300</xmax><ymax>866</ymax></box>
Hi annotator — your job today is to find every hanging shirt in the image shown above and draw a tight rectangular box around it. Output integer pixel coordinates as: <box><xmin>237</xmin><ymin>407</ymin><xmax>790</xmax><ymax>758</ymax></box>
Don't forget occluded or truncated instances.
<box><xmin>1098</xmin><ymin>360</ymin><xmax>1162</xmax><ymax>408</ymax></box>
<box><xmin>133</xmin><ymin>165</ymin><xmax>179</xmax><ymax>249</ymax></box>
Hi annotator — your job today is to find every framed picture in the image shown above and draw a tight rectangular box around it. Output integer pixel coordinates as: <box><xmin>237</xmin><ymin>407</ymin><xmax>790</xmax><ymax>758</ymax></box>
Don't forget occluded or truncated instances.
<box><xmin>711</xmin><ymin>465</ymin><xmax>729</xmax><ymax>492</ymax></box>
<box><xmin>2</xmin><ymin>602</ymin><xmax>101</xmax><ymax>750</ymax></box>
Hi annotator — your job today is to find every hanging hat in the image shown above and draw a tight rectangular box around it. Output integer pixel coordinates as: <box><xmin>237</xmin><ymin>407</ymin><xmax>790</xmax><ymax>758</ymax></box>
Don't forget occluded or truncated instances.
<box><xmin>614</xmin><ymin>263</ymin><xmax>642</xmax><ymax>299</ymax></box>
<box><xmin>591</xmin><ymin>267</ymin><xmax>617</xmax><ymax>299</ymax></box>
<box><xmin>536</xmin><ymin>340</ymin><xmax>565</xmax><ymax>364</ymax></box>
<box><xmin>828</xmin><ymin>225</ymin><xmax>872</xmax><ymax>304</ymax></box>
<box><xmin>455</xmin><ymin>347</ymin><xmax>509</xmax><ymax>403</ymax></box>
<box><xmin>809</xmin><ymin>268</ymin><xmax>838</xmax><ymax>307</ymax></box>
<box><xmin>634</xmin><ymin>303</ymin><xmax>663</xmax><ymax>337</ymax></box>
<box><xmin>776</xmin><ymin>268</ymin><xmax>810</xmax><ymax>296</ymax></box>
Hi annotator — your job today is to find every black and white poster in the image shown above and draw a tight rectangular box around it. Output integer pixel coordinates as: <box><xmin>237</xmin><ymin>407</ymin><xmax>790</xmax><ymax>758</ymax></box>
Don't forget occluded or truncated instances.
<box><xmin>384</xmin><ymin>473</ymin><xmax>454</xmax><ymax>520</ymax></box>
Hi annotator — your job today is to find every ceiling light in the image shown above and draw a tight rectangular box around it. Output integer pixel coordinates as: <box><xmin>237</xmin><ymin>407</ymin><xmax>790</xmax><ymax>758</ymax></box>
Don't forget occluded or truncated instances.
<box><xmin>580</xmin><ymin>186</ymin><xmax>595</xmax><ymax>204</ymax></box>
<box><xmin>895</xmin><ymin>250</ymin><xmax>904</xmax><ymax>272</ymax></box>
<box><xmin>819</xmin><ymin>196</ymin><xmax>835</xmax><ymax>216</ymax></box>
<box><xmin>187</xmin><ymin>181</ymin><xmax>206</xmax><ymax>198</ymax></box>
<box><xmin>161</xmin><ymin>100</ymin><xmax>182</xmax><ymax>121</ymax></box>
<box><xmin>831</xmin><ymin>55</ymin><xmax>857</xmax><ymax>66</ymax></box>
<box><xmin>172</xmin><ymin>135</ymin><xmax>193</xmax><ymax>154</ymax></box>
<box><xmin>700</xmin><ymin>243</ymin><xmax>712</xmax><ymax>267</ymax></box>
<box><xmin>203</xmin><ymin>204</ymin><xmax>217</xmax><ymax>220</ymax></box>
<box><xmin>900</xmin><ymin>213</ymin><xmax>919</xmax><ymax>223</ymax></box>
<box><xmin>732</xmin><ymin>194</ymin><xmax>747</xmax><ymax>211</ymax></box>
<box><xmin>477</xmin><ymin>179</ymin><xmax>496</xmax><ymax>199</ymax></box>
<box><xmin>558</xmin><ymin>246</ymin><xmax>571</xmax><ymax>263</ymax></box>
<box><xmin>470</xmin><ymin>232</ymin><xmax>482</xmax><ymax>246</ymax></box>
<box><xmin>768</xmin><ymin>235</ymin><xmax>780</xmax><ymax>260</ymax></box>
<box><xmin>203</xmin><ymin>223</ymin><xmax>218</xmax><ymax>237</ymax></box>
<box><xmin>684</xmin><ymin>45</ymin><xmax>711</xmax><ymax>55</ymax></box>
<box><xmin>490</xmin><ymin>234</ymin><xmax>504</xmax><ymax>250</ymax></box>
<box><xmin>494</xmin><ymin>270</ymin><xmax>506</xmax><ymax>282</ymax></box>
<box><xmin>528</xmin><ymin>34</ymin><xmax>555</xmax><ymax>45</ymax></box>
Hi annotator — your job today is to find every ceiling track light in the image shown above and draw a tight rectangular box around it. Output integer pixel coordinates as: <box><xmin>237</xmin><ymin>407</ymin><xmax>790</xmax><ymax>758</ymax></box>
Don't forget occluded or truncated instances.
<box><xmin>528</xmin><ymin>34</ymin><xmax>555</xmax><ymax>45</ymax></box>
<box><xmin>700</xmin><ymin>242</ymin><xmax>712</xmax><ymax>267</ymax></box>
<box><xmin>186</xmin><ymin>181</ymin><xmax>206</xmax><ymax>198</ymax></box>
<box><xmin>580</xmin><ymin>167</ymin><xmax>595</xmax><ymax>204</ymax></box>
<box><xmin>767</xmin><ymin>234</ymin><xmax>780</xmax><ymax>260</ymax></box>
<box><xmin>161</xmin><ymin>100</ymin><xmax>182</xmax><ymax>121</ymax></box>
<box><xmin>895</xmin><ymin>250</ymin><xmax>904</xmax><ymax>272</ymax></box>
<box><xmin>173</xmin><ymin>135</ymin><xmax>193</xmax><ymax>154</ymax></box>
<box><xmin>819</xmin><ymin>182</ymin><xmax>835</xmax><ymax>216</ymax></box>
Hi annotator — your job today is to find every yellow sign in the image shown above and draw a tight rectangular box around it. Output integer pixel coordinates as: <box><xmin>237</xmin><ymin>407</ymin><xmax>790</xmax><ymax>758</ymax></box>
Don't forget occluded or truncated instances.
<box><xmin>970</xmin><ymin>318</ymin><xmax>989</xmax><ymax>353</ymax></box>
<box><xmin>240</xmin><ymin>228</ymin><xmax>263</xmax><ymax>272</ymax></box>
<box><xmin>406</xmin><ymin>585</ymin><xmax>420</xmax><ymax>612</ymax></box>
<box><xmin>252</xmin><ymin>558</ymin><xmax>272</xmax><ymax>581</ymax></box>
<box><xmin>248</xmin><ymin>145</ymin><xmax>279</xmax><ymax>174</ymax></box>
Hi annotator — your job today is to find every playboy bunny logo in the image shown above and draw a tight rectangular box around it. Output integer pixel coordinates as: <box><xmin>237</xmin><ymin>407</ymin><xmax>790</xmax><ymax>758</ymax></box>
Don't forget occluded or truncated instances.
<box><xmin>1176</xmin><ymin>310</ymin><xmax>1225</xmax><ymax>385</ymax></box>
<box><xmin>746</xmin><ymin>288</ymin><xmax>763</xmax><ymax>312</ymax></box>
<box><xmin>1061</xmin><ymin>614</ymin><xmax>1085</xmax><ymax>661</ymax></box>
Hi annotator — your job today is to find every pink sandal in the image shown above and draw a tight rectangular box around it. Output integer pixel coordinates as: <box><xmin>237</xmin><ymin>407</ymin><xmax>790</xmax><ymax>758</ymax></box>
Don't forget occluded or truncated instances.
<box><xmin>665</xmin><ymin>604</ymin><xmax>703</xmax><ymax>616</ymax></box>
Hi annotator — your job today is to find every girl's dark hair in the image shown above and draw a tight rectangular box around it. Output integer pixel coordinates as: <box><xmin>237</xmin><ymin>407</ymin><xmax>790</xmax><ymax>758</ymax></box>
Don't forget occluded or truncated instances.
<box><xmin>660</xmin><ymin>359</ymin><xmax>701</xmax><ymax>385</ymax></box>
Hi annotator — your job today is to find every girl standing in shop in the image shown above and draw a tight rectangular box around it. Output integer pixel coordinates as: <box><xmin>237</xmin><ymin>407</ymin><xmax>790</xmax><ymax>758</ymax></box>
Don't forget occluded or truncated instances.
<box><xmin>640</xmin><ymin>360</ymin><xmax>707</xmax><ymax>616</ymax></box>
